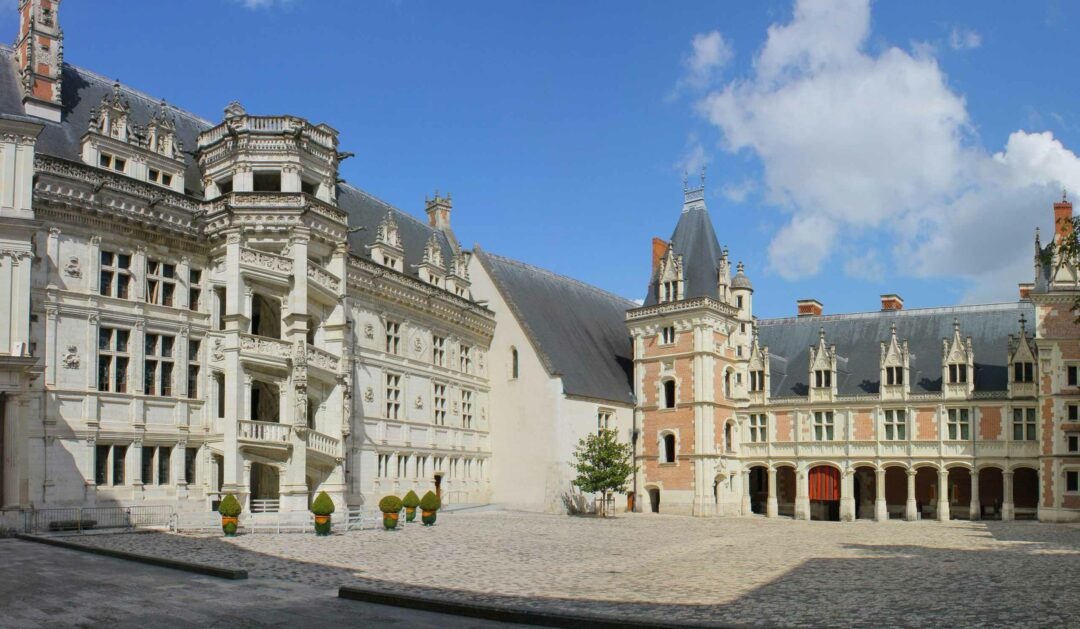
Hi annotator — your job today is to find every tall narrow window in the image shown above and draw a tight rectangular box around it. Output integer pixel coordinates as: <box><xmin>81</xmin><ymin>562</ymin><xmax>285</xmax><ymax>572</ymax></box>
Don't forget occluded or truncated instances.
<box><xmin>385</xmin><ymin>373</ymin><xmax>401</xmax><ymax>419</ymax></box>
<box><xmin>146</xmin><ymin>259</ymin><xmax>176</xmax><ymax>306</ymax></box>
<box><xmin>215</xmin><ymin>372</ymin><xmax>225</xmax><ymax>419</ymax></box>
<box><xmin>460</xmin><ymin>345</ymin><xmax>472</xmax><ymax>373</ymax></box>
<box><xmin>813</xmin><ymin>411</ymin><xmax>835</xmax><ymax>441</ymax></box>
<box><xmin>660</xmin><ymin>326</ymin><xmax>676</xmax><ymax>345</ymax></box>
<box><xmin>214</xmin><ymin>286</ymin><xmax>226</xmax><ymax>331</ymax></box>
<box><xmin>1013</xmin><ymin>362</ymin><xmax>1034</xmax><ymax>383</ymax></box>
<box><xmin>597</xmin><ymin>410</ymin><xmax>612</xmax><ymax>435</ymax></box>
<box><xmin>1068</xmin><ymin>365</ymin><xmax>1078</xmax><ymax>387</ymax></box>
<box><xmin>948</xmin><ymin>364</ymin><xmax>968</xmax><ymax>384</ymax></box>
<box><xmin>433</xmin><ymin>383</ymin><xmax>447</xmax><ymax>425</ymax></box>
<box><xmin>98</xmin><ymin>327</ymin><xmax>130</xmax><ymax>393</ymax></box>
<box><xmin>814</xmin><ymin>370</ymin><xmax>832</xmax><ymax>388</ymax></box>
<box><xmin>885</xmin><ymin>366</ymin><xmax>904</xmax><ymax>386</ymax></box>
<box><xmin>883</xmin><ymin>409</ymin><xmax>906</xmax><ymax>440</ymax></box>
<box><xmin>662</xmin><ymin>379</ymin><xmax>676</xmax><ymax>409</ymax></box>
<box><xmin>662</xmin><ymin>433</ymin><xmax>676</xmax><ymax>463</ymax></box>
<box><xmin>111</xmin><ymin>445</ymin><xmax>127</xmax><ymax>485</ymax></box>
<box><xmin>144</xmin><ymin>334</ymin><xmax>174</xmax><ymax>396</ymax></box>
<box><xmin>1070</xmin><ymin>404</ymin><xmax>1079</xmax><ymax>422</ymax></box>
<box><xmin>385</xmin><ymin>321</ymin><xmax>400</xmax><ymax>354</ymax></box>
<box><xmin>432</xmin><ymin>335</ymin><xmax>445</xmax><ymax>366</ymax></box>
<box><xmin>749</xmin><ymin>414</ymin><xmax>767</xmax><ymax>442</ymax></box>
<box><xmin>185</xmin><ymin>447</ymin><xmax>198</xmax><ymax>484</ymax></box>
<box><xmin>510</xmin><ymin>347</ymin><xmax>519</xmax><ymax>379</ymax></box>
<box><xmin>95</xmin><ymin>445</ymin><xmax>110</xmax><ymax>485</ymax></box>
<box><xmin>461</xmin><ymin>390</ymin><xmax>473</xmax><ymax>428</ymax></box>
<box><xmin>1012</xmin><ymin>408</ymin><xmax>1037</xmax><ymax>441</ymax></box>
<box><xmin>157</xmin><ymin>447</ymin><xmax>170</xmax><ymax>485</ymax></box>
<box><xmin>142</xmin><ymin>447</ymin><xmax>156</xmax><ymax>485</ymax></box>
<box><xmin>99</xmin><ymin>251</ymin><xmax>132</xmax><ymax>299</ymax></box>
<box><xmin>1067</xmin><ymin>471</ymin><xmax>1079</xmax><ymax>493</ymax></box>
<box><xmin>187</xmin><ymin>339</ymin><xmax>200</xmax><ymax>399</ymax></box>
<box><xmin>749</xmin><ymin>370</ymin><xmax>765</xmax><ymax>392</ymax></box>
<box><xmin>947</xmin><ymin>408</ymin><xmax>970</xmax><ymax>440</ymax></box>
<box><xmin>188</xmin><ymin>269</ymin><xmax>202</xmax><ymax>311</ymax></box>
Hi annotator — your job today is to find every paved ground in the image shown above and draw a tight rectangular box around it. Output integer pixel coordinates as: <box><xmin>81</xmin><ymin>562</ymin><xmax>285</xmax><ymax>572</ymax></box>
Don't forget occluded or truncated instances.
<box><xmin>23</xmin><ymin>512</ymin><xmax>1080</xmax><ymax>628</ymax></box>
<box><xmin>0</xmin><ymin>538</ymin><xmax>511</xmax><ymax>628</ymax></box>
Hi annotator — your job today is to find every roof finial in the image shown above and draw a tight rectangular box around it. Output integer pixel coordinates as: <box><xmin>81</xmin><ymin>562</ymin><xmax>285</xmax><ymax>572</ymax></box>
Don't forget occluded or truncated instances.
<box><xmin>1019</xmin><ymin>313</ymin><xmax>1027</xmax><ymax>334</ymax></box>
<box><xmin>819</xmin><ymin>326</ymin><xmax>826</xmax><ymax>342</ymax></box>
<box><xmin>953</xmin><ymin>317</ymin><xmax>960</xmax><ymax>334</ymax></box>
<box><xmin>890</xmin><ymin>322</ymin><xmax>897</xmax><ymax>337</ymax></box>
<box><xmin>682</xmin><ymin>171</ymin><xmax>688</xmax><ymax>192</ymax></box>
<box><xmin>700</xmin><ymin>166</ymin><xmax>706</xmax><ymax>189</ymax></box>
<box><xmin>1064</xmin><ymin>188</ymin><xmax>1068</xmax><ymax>203</ymax></box>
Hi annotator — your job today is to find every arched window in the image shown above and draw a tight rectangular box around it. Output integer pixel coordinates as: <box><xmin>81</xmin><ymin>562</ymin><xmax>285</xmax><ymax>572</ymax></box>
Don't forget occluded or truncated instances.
<box><xmin>510</xmin><ymin>347</ymin><xmax>519</xmax><ymax>379</ymax></box>
<box><xmin>662</xmin><ymin>433</ymin><xmax>676</xmax><ymax>463</ymax></box>
<box><xmin>663</xmin><ymin>379</ymin><xmax>676</xmax><ymax>409</ymax></box>
<box><xmin>724</xmin><ymin>422</ymin><xmax>733</xmax><ymax>453</ymax></box>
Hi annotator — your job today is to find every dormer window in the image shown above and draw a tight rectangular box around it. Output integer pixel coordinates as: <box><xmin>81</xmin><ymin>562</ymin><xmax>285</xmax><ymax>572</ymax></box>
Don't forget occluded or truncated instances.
<box><xmin>99</xmin><ymin>153</ymin><xmax>126</xmax><ymax>173</ymax></box>
<box><xmin>885</xmin><ymin>366</ymin><xmax>904</xmax><ymax>386</ymax></box>
<box><xmin>661</xmin><ymin>281</ymin><xmax>678</xmax><ymax>302</ymax></box>
<box><xmin>253</xmin><ymin>171</ymin><xmax>281</xmax><ymax>192</ymax></box>
<box><xmin>948</xmin><ymin>364</ymin><xmax>968</xmax><ymax>384</ymax></box>
<box><xmin>814</xmin><ymin>369</ymin><xmax>832</xmax><ymax>388</ymax></box>
<box><xmin>1013</xmin><ymin>362</ymin><xmax>1034</xmax><ymax>383</ymax></box>
<box><xmin>382</xmin><ymin>254</ymin><xmax>401</xmax><ymax>271</ymax></box>
<box><xmin>147</xmin><ymin>168</ymin><xmax>173</xmax><ymax>188</ymax></box>
<box><xmin>749</xmin><ymin>370</ymin><xmax>765</xmax><ymax>392</ymax></box>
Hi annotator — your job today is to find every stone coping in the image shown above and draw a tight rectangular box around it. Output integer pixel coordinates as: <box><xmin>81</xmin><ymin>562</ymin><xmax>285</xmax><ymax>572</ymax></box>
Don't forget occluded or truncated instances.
<box><xmin>16</xmin><ymin>534</ymin><xmax>248</xmax><ymax>580</ymax></box>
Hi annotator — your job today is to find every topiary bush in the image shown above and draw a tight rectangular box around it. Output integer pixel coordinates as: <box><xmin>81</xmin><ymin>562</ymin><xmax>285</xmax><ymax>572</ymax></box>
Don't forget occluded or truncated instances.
<box><xmin>218</xmin><ymin>494</ymin><xmax>242</xmax><ymax>517</ymax></box>
<box><xmin>419</xmin><ymin>490</ymin><xmax>441</xmax><ymax>512</ymax></box>
<box><xmin>378</xmin><ymin>494</ymin><xmax>403</xmax><ymax>513</ymax></box>
<box><xmin>402</xmin><ymin>490</ymin><xmax>420</xmax><ymax>508</ymax></box>
<box><xmin>311</xmin><ymin>491</ymin><xmax>335</xmax><ymax>516</ymax></box>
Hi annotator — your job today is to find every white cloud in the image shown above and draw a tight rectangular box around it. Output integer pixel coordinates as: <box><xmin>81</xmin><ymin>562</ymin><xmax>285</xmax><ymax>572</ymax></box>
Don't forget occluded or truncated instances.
<box><xmin>673</xmin><ymin>31</ymin><xmax>733</xmax><ymax>95</ymax></box>
<box><xmin>949</xmin><ymin>27</ymin><xmax>982</xmax><ymax>51</ymax></box>
<box><xmin>721</xmin><ymin>178</ymin><xmax>757</xmax><ymax>203</ymax></box>
<box><xmin>690</xmin><ymin>0</ymin><xmax>1080</xmax><ymax>302</ymax></box>
<box><xmin>234</xmin><ymin>0</ymin><xmax>295</xmax><ymax>9</ymax></box>
<box><xmin>674</xmin><ymin>134</ymin><xmax>710</xmax><ymax>177</ymax></box>
<box><xmin>843</xmin><ymin>249</ymin><xmax>884</xmax><ymax>282</ymax></box>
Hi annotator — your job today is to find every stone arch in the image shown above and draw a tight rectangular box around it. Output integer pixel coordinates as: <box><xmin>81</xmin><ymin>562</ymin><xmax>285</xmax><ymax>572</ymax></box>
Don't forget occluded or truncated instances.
<box><xmin>644</xmin><ymin>483</ymin><xmax>661</xmax><ymax>513</ymax></box>
<box><xmin>773</xmin><ymin>464</ymin><xmax>797</xmax><ymax>517</ymax></box>
<box><xmin>914</xmin><ymin>465</ymin><xmax>940</xmax><ymax>519</ymax></box>
<box><xmin>883</xmin><ymin>465</ymin><xmax>908</xmax><ymax>518</ymax></box>
<box><xmin>807</xmin><ymin>464</ymin><xmax>841</xmax><ymax>521</ymax></box>
<box><xmin>944</xmin><ymin>461</ymin><xmax>975</xmax><ymax>470</ymax></box>
<box><xmin>947</xmin><ymin>466</ymin><xmax>973</xmax><ymax>519</ymax></box>
<box><xmin>658</xmin><ymin>430</ymin><xmax>677</xmax><ymax>463</ymax></box>
<box><xmin>1012</xmin><ymin>466</ymin><xmax>1039</xmax><ymax>518</ymax></box>
<box><xmin>977</xmin><ymin>466</ymin><xmax>1004</xmax><ymax>519</ymax></box>
<box><xmin>661</xmin><ymin>378</ymin><xmax>676</xmax><ymax>409</ymax></box>
<box><xmin>746</xmin><ymin>464</ymin><xmax>769</xmax><ymax>514</ymax></box>
<box><xmin>851</xmin><ymin>464</ymin><xmax>878</xmax><ymax>519</ymax></box>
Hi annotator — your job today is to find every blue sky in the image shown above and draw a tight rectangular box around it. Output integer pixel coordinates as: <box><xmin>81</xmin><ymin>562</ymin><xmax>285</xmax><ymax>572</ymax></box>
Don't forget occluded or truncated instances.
<box><xmin>7</xmin><ymin>0</ymin><xmax>1080</xmax><ymax>318</ymax></box>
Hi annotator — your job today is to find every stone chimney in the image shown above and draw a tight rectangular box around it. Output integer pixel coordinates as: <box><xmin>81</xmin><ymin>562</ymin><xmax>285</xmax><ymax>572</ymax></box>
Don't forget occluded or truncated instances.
<box><xmin>651</xmin><ymin>238</ymin><xmax>668</xmax><ymax>277</ymax></box>
<box><xmin>797</xmin><ymin>299</ymin><xmax>823</xmax><ymax>317</ymax></box>
<box><xmin>1054</xmin><ymin>194</ymin><xmax>1074</xmax><ymax>245</ymax></box>
<box><xmin>425</xmin><ymin>192</ymin><xmax>452</xmax><ymax>231</ymax></box>
<box><xmin>14</xmin><ymin>0</ymin><xmax>64</xmax><ymax>122</ymax></box>
<box><xmin>880</xmin><ymin>294</ymin><xmax>904</xmax><ymax>311</ymax></box>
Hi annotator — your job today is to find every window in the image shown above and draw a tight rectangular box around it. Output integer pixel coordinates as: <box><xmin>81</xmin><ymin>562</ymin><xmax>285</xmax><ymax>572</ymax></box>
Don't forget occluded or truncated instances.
<box><xmin>1013</xmin><ymin>362</ymin><xmax>1034</xmax><ymax>383</ymax></box>
<box><xmin>99</xmin><ymin>251</ymin><xmax>131</xmax><ymax>299</ymax></box>
<box><xmin>883</xmin><ymin>409</ymin><xmax>906</xmax><ymax>441</ymax></box>
<box><xmin>948</xmin><ymin>363</ymin><xmax>968</xmax><ymax>384</ymax></box>
<box><xmin>814</xmin><ymin>369</ymin><xmax>832</xmax><ymax>388</ymax></box>
<box><xmin>384</xmin><ymin>321</ymin><xmax>400</xmax><ymax>354</ymax></box>
<box><xmin>215</xmin><ymin>372</ymin><xmax>225</xmax><ymax>419</ymax></box>
<box><xmin>736</xmin><ymin>296</ymin><xmax>744</xmax><ymax>309</ymax></box>
<box><xmin>185</xmin><ymin>447</ymin><xmax>198</xmax><ymax>484</ymax></box>
<box><xmin>187</xmin><ymin>339</ymin><xmax>200</xmax><ymax>399</ymax></box>
<box><xmin>157</xmin><ymin>447</ymin><xmax>170</xmax><ymax>485</ymax></box>
<box><xmin>94</xmin><ymin>445</ymin><xmax>110</xmax><ymax>485</ymax></box>
<box><xmin>1070</xmin><ymin>404</ymin><xmax>1078</xmax><ymax>423</ymax></box>
<box><xmin>662</xmin><ymin>379</ymin><xmax>676</xmax><ymax>409</ymax></box>
<box><xmin>146</xmin><ymin>259</ymin><xmax>176</xmax><ymax>306</ymax></box>
<box><xmin>111</xmin><ymin>445</ymin><xmax>126</xmax><ymax>485</ymax></box>
<box><xmin>460</xmin><ymin>344</ymin><xmax>472</xmax><ymax>373</ymax></box>
<box><xmin>1068</xmin><ymin>471</ymin><xmax>1079</xmax><ymax>494</ymax></box>
<box><xmin>217</xmin><ymin>177</ymin><xmax>233</xmax><ymax>195</ymax></box>
<box><xmin>1068</xmin><ymin>434</ymin><xmax>1079</xmax><ymax>453</ymax></box>
<box><xmin>397</xmin><ymin>454</ymin><xmax>409</xmax><ymax>478</ymax></box>
<box><xmin>382</xmin><ymin>254</ymin><xmax>401</xmax><ymax>271</ymax></box>
<box><xmin>147</xmin><ymin>168</ymin><xmax>172</xmax><ymax>186</ymax></box>
<box><xmin>813</xmin><ymin>411</ymin><xmax>834</xmax><ymax>441</ymax></box>
<box><xmin>661</xmin><ymin>280</ymin><xmax>679</xmax><ymax>303</ymax></box>
<box><xmin>661</xmin><ymin>326</ymin><xmax>676</xmax><ymax>345</ymax></box>
<box><xmin>98</xmin><ymin>152</ymin><xmax>126</xmax><ymax>173</ymax></box>
<box><xmin>661</xmin><ymin>433</ymin><xmax>676</xmax><ymax>463</ymax></box>
<box><xmin>1013</xmin><ymin>408</ymin><xmax>1037</xmax><ymax>441</ymax></box>
<box><xmin>461</xmin><ymin>390</ymin><xmax>473</xmax><ymax>428</ymax></box>
<box><xmin>433</xmin><ymin>383</ymin><xmax>447</xmax><ymax>425</ymax></box>
<box><xmin>432</xmin><ymin>335</ymin><xmax>445</xmax><ymax>366</ymax></box>
<box><xmin>98</xmin><ymin>327</ymin><xmax>130</xmax><ymax>392</ymax></box>
<box><xmin>301</xmin><ymin>179</ymin><xmax>317</xmax><ymax>195</ymax></box>
<box><xmin>597</xmin><ymin>410</ymin><xmax>612</xmax><ymax>435</ymax></box>
<box><xmin>749</xmin><ymin>370</ymin><xmax>765</xmax><ymax>392</ymax></box>
<box><xmin>142</xmin><ymin>447</ymin><xmax>155</xmax><ymax>484</ymax></box>
<box><xmin>1069</xmin><ymin>365</ymin><xmax>1078</xmax><ymax>387</ymax></box>
<box><xmin>749</xmin><ymin>414</ymin><xmax>767</xmax><ymax>442</ymax></box>
<box><xmin>885</xmin><ymin>366</ymin><xmax>904</xmax><ymax>386</ymax></box>
<box><xmin>510</xmin><ymin>347</ymin><xmax>519</xmax><ymax>379</ymax></box>
<box><xmin>947</xmin><ymin>408</ymin><xmax>970</xmax><ymax>440</ymax></box>
<box><xmin>385</xmin><ymin>373</ymin><xmax>401</xmax><ymax>419</ymax></box>
<box><xmin>144</xmin><ymin>334</ymin><xmax>174</xmax><ymax>396</ymax></box>
<box><xmin>377</xmin><ymin>454</ymin><xmax>390</xmax><ymax>478</ymax></box>
<box><xmin>214</xmin><ymin>286</ymin><xmax>226</xmax><ymax>331</ymax></box>
<box><xmin>188</xmin><ymin>269</ymin><xmax>202</xmax><ymax>311</ymax></box>
<box><xmin>252</xmin><ymin>171</ymin><xmax>281</xmax><ymax>192</ymax></box>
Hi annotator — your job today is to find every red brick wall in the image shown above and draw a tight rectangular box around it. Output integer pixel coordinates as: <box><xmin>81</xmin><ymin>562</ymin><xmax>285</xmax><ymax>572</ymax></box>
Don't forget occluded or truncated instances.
<box><xmin>774</xmin><ymin>411</ymin><xmax>793</xmax><ymax>442</ymax></box>
<box><xmin>643</xmin><ymin>406</ymin><xmax>695</xmax><ymax>491</ymax></box>
<box><xmin>852</xmin><ymin>410</ymin><xmax>874</xmax><ymax>440</ymax></box>
<box><xmin>915</xmin><ymin>408</ymin><xmax>938</xmax><ymax>440</ymax></box>
<box><xmin>979</xmin><ymin>407</ymin><xmax>1002</xmax><ymax>440</ymax></box>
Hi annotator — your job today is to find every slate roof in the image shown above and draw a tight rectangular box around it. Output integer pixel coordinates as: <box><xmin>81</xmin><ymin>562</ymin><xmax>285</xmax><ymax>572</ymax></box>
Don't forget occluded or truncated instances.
<box><xmin>474</xmin><ymin>248</ymin><xmax>636</xmax><ymax>405</ymax></box>
<box><xmin>0</xmin><ymin>46</ymin><xmax>457</xmax><ymax>286</ymax></box>
<box><xmin>643</xmin><ymin>195</ymin><xmax>726</xmax><ymax>306</ymax></box>
<box><xmin>757</xmin><ymin>302</ymin><xmax>1034</xmax><ymax>398</ymax></box>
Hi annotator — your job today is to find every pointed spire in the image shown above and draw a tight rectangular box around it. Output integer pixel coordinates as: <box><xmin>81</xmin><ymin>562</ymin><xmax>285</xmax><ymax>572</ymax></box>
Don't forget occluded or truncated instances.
<box><xmin>1019</xmin><ymin>313</ymin><xmax>1027</xmax><ymax>336</ymax></box>
<box><xmin>953</xmin><ymin>317</ymin><xmax>960</xmax><ymax>334</ymax></box>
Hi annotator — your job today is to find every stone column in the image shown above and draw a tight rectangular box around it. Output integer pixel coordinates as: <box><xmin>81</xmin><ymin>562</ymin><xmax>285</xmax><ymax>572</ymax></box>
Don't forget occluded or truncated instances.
<box><xmin>938</xmin><ymin>468</ymin><xmax>951</xmax><ymax>522</ymax></box>
<box><xmin>905</xmin><ymin>469</ymin><xmax>917</xmax><ymax>521</ymax></box>
<box><xmin>741</xmin><ymin>470</ymin><xmax>752</xmax><ymax>515</ymax></box>
<box><xmin>2</xmin><ymin>394</ymin><xmax>21</xmax><ymax>507</ymax></box>
<box><xmin>969</xmin><ymin>470</ymin><xmax>980</xmax><ymax>521</ymax></box>
<box><xmin>795</xmin><ymin>469</ymin><xmax>810</xmax><ymax>520</ymax></box>
<box><xmin>766</xmin><ymin>467</ymin><xmax>778</xmax><ymax>518</ymax></box>
<box><xmin>875</xmin><ymin>468</ymin><xmax>888</xmax><ymax>521</ymax></box>
<box><xmin>1002</xmin><ymin>471</ymin><xmax>1015</xmax><ymax>522</ymax></box>
<box><xmin>840</xmin><ymin>469</ymin><xmax>856</xmax><ymax>522</ymax></box>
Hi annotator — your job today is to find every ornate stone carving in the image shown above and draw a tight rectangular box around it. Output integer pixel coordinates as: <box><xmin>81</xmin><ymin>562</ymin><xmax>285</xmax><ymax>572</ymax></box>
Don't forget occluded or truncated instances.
<box><xmin>413</xmin><ymin>335</ymin><xmax>424</xmax><ymax>355</ymax></box>
<box><xmin>293</xmin><ymin>341</ymin><xmax>308</xmax><ymax>427</ymax></box>
<box><xmin>239</xmin><ymin>334</ymin><xmax>291</xmax><ymax>359</ymax></box>
<box><xmin>211</xmin><ymin>338</ymin><xmax>225</xmax><ymax>362</ymax></box>
<box><xmin>239</xmin><ymin>247</ymin><xmax>293</xmax><ymax>274</ymax></box>
<box><xmin>63</xmin><ymin>256</ymin><xmax>81</xmax><ymax>278</ymax></box>
<box><xmin>62</xmin><ymin>345</ymin><xmax>79</xmax><ymax>369</ymax></box>
<box><xmin>414</xmin><ymin>395</ymin><xmax>424</xmax><ymax>410</ymax></box>
<box><xmin>363</xmin><ymin>323</ymin><xmax>374</xmax><ymax>340</ymax></box>
<box><xmin>307</xmin><ymin>262</ymin><xmax>341</xmax><ymax>292</ymax></box>
<box><xmin>364</xmin><ymin>387</ymin><xmax>374</xmax><ymax>403</ymax></box>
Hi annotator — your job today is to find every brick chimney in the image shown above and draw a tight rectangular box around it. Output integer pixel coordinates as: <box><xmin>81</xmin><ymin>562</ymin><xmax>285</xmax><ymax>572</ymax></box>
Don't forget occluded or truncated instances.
<box><xmin>14</xmin><ymin>0</ymin><xmax>63</xmax><ymax>122</ymax></box>
<box><xmin>1018</xmin><ymin>282</ymin><xmax>1033</xmax><ymax>300</ymax></box>
<box><xmin>1054</xmin><ymin>195</ymin><xmax>1074</xmax><ymax>244</ymax></box>
<box><xmin>651</xmin><ymin>237</ymin><xmax>668</xmax><ymax>276</ymax></box>
<box><xmin>425</xmin><ymin>192</ymin><xmax>452</xmax><ymax>230</ymax></box>
<box><xmin>797</xmin><ymin>299</ymin><xmax>823</xmax><ymax>317</ymax></box>
<box><xmin>880</xmin><ymin>294</ymin><xmax>904</xmax><ymax>311</ymax></box>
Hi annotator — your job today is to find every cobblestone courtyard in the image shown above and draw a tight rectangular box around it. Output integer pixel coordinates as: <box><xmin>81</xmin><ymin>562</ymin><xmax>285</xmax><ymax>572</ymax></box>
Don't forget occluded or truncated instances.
<box><xmin>69</xmin><ymin>512</ymin><xmax>1080</xmax><ymax>628</ymax></box>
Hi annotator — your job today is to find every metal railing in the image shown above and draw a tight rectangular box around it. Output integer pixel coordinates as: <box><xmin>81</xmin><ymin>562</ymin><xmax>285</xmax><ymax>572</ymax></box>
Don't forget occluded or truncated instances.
<box><xmin>23</xmin><ymin>505</ymin><xmax>175</xmax><ymax>534</ymax></box>
<box><xmin>250</xmin><ymin>498</ymin><xmax>280</xmax><ymax>513</ymax></box>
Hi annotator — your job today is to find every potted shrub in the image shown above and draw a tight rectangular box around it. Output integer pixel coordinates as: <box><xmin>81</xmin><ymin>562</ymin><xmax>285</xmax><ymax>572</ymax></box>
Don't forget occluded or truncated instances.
<box><xmin>402</xmin><ymin>490</ymin><xmax>420</xmax><ymax>523</ymax></box>
<box><xmin>419</xmin><ymin>490</ymin><xmax>441</xmax><ymax>526</ymax></box>
<box><xmin>311</xmin><ymin>491</ymin><xmax>335</xmax><ymax>536</ymax></box>
<box><xmin>219</xmin><ymin>494</ymin><xmax>242</xmax><ymax>536</ymax></box>
<box><xmin>379</xmin><ymin>495</ymin><xmax>403</xmax><ymax>530</ymax></box>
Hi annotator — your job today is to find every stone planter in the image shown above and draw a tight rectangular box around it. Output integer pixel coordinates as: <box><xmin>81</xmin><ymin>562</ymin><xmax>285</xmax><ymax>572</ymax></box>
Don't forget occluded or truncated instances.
<box><xmin>421</xmin><ymin>509</ymin><xmax>437</xmax><ymax>526</ymax></box>
<box><xmin>405</xmin><ymin>506</ymin><xmax>417</xmax><ymax>523</ymax></box>
<box><xmin>383</xmin><ymin>512</ymin><xmax>399</xmax><ymax>530</ymax></box>
<box><xmin>314</xmin><ymin>514</ymin><xmax>332</xmax><ymax>536</ymax></box>
<box><xmin>221</xmin><ymin>516</ymin><xmax>239</xmax><ymax>537</ymax></box>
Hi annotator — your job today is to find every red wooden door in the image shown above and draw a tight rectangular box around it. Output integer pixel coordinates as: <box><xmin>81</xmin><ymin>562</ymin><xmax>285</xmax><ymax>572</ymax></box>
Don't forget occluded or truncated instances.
<box><xmin>809</xmin><ymin>466</ymin><xmax>841</xmax><ymax>501</ymax></box>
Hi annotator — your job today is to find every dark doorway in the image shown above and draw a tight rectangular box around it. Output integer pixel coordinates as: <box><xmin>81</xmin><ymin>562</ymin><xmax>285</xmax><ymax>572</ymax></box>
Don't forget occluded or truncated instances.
<box><xmin>749</xmin><ymin>466</ymin><xmax>768</xmax><ymax>514</ymax></box>
<box><xmin>648</xmin><ymin>487</ymin><xmax>660</xmax><ymax>513</ymax></box>
<box><xmin>948</xmin><ymin>468</ymin><xmax>972</xmax><ymax>520</ymax></box>
<box><xmin>884</xmin><ymin>467</ymin><xmax>907</xmax><ymax>519</ymax></box>
<box><xmin>776</xmin><ymin>466</ymin><xmax>796</xmax><ymax>517</ymax></box>
<box><xmin>1014</xmin><ymin>467</ymin><xmax>1039</xmax><ymax>519</ymax></box>
<box><xmin>809</xmin><ymin>465</ymin><xmax>840</xmax><ymax>521</ymax></box>
<box><xmin>853</xmin><ymin>466</ymin><xmax>876</xmax><ymax>519</ymax></box>
<box><xmin>434</xmin><ymin>473</ymin><xmax>443</xmax><ymax>501</ymax></box>
<box><xmin>978</xmin><ymin>467</ymin><xmax>1003</xmax><ymax>520</ymax></box>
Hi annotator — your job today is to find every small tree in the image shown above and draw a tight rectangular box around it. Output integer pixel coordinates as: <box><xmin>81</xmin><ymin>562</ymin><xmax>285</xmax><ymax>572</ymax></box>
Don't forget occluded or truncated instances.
<box><xmin>1054</xmin><ymin>214</ymin><xmax>1080</xmax><ymax>322</ymax></box>
<box><xmin>571</xmin><ymin>428</ymin><xmax>637</xmax><ymax>517</ymax></box>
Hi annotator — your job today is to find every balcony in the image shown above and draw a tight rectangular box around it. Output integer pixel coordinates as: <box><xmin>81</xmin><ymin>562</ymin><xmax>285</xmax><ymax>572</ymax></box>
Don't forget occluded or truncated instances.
<box><xmin>306</xmin><ymin>343</ymin><xmax>340</xmax><ymax>376</ymax></box>
<box><xmin>305</xmin><ymin>429</ymin><xmax>342</xmax><ymax>460</ymax></box>
<box><xmin>306</xmin><ymin>261</ymin><xmax>341</xmax><ymax>297</ymax></box>
<box><xmin>238</xmin><ymin>420</ymin><xmax>290</xmax><ymax>449</ymax></box>
<box><xmin>239</xmin><ymin>333</ymin><xmax>292</xmax><ymax>368</ymax></box>
<box><xmin>239</xmin><ymin>246</ymin><xmax>293</xmax><ymax>280</ymax></box>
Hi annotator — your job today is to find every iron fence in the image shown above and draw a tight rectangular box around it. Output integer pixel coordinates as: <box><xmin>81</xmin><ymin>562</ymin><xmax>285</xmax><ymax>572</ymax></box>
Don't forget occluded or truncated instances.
<box><xmin>23</xmin><ymin>505</ymin><xmax>176</xmax><ymax>534</ymax></box>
